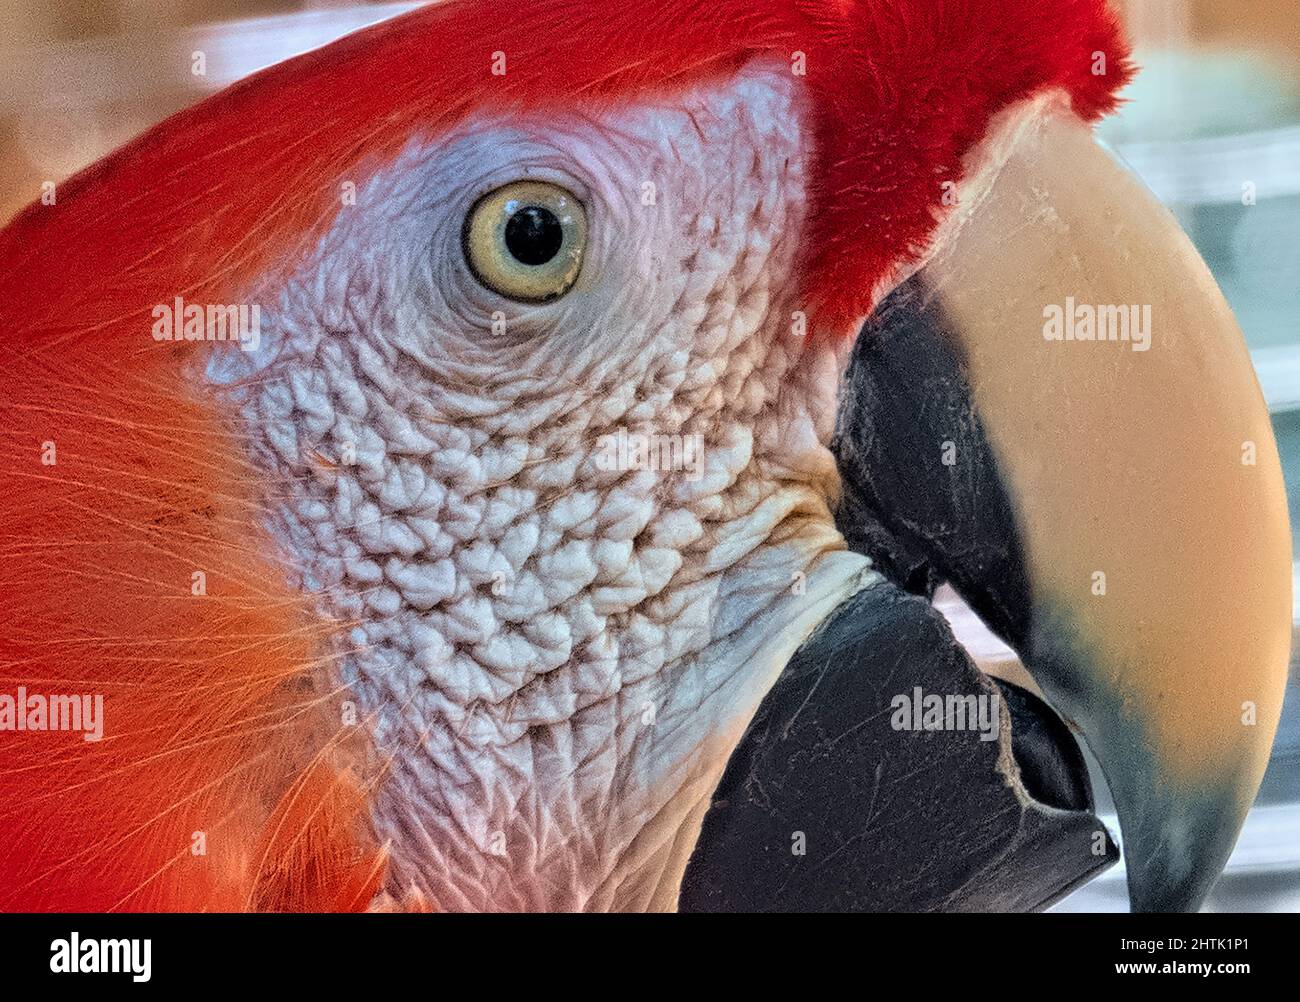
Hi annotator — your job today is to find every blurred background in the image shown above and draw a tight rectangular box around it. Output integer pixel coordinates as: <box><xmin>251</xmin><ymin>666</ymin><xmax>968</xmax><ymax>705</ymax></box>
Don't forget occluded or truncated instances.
<box><xmin>2</xmin><ymin>0</ymin><xmax>1298</xmax><ymax>910</ymax></box>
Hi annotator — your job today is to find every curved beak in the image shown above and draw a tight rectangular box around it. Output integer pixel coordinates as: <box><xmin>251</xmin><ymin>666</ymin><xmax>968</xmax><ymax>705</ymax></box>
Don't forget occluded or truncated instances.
<box><xmin>833</xmin><ymin>104</ymin><xmax>1292</xmax><ymax>912</ymax></box>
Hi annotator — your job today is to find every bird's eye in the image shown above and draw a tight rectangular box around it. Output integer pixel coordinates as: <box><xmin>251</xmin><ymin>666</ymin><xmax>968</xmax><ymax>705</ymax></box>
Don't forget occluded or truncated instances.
<box><xmin>462</xmin><ymin>181</ymin><xmax>587</xmax><ymax>302</ymax></box>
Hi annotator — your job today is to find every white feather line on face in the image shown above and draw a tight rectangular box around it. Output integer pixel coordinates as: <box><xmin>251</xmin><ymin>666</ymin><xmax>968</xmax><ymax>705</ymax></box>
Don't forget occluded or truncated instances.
<box><xmin>206</xmin><ymin>57</ymin><xmax>875</xmax><ymax>911</ymax></box>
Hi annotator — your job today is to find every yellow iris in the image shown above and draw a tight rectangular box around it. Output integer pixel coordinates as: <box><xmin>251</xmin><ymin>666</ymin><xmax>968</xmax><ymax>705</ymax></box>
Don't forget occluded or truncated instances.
<box><xmin>462</xmin><ymin>181</ymin><xmax>587</xmax><ymax>302</ymax></box>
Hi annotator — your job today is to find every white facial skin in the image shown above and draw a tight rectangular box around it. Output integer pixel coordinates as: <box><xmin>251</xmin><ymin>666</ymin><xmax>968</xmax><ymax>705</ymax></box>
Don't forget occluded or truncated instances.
<box><xmin>208</xmin><ymin>57</ymin><xmax>877</xmax><ymax>911</ymax></box>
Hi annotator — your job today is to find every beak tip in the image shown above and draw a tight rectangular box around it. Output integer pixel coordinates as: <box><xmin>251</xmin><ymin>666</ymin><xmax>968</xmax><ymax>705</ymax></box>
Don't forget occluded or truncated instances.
<box><xmin>1109</xmin><ymin>757</ymin><xmax>1259</xmax><ymax>912</ymax></box>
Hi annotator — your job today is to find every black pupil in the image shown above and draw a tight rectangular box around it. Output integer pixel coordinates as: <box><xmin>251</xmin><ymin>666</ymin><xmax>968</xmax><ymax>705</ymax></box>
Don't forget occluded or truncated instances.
<box><xmin>504</xmin><ymin>206</ymin><xmax>564</xmax><ymax>266</ymax></box>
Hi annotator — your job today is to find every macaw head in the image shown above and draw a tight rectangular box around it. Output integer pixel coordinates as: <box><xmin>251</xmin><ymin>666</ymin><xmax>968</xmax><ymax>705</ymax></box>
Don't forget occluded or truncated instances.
<box><xmin>0</xmin><ymin>0</ymin><xmax>1290</xmax><ymax>913</ymax></box>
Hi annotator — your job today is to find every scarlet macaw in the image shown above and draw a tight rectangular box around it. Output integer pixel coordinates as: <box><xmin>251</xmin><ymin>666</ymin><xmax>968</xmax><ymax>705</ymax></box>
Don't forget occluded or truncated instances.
<box><xmin>0</xmin><ymin>0</ymin><xmax>1290</xmax><ymax>913</ymax></box>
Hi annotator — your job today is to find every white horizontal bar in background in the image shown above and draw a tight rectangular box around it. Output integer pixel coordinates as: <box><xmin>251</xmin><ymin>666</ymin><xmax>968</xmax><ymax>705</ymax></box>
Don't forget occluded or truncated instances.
<box><xmin>1253</xmin><ymin>346</ymin><xmax>1300</xmax><ymax>415</ymax></box>
<box><xmin>1114</xmin><ymin>125</ymin><xmax>1300</xmax><ymax>204</ymax></box>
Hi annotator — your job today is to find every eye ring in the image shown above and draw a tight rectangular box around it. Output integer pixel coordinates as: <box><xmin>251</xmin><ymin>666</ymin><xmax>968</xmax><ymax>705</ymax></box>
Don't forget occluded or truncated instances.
<box><xmin>462</xmin><ymin>180</ymin><xmax>587</xmax><ymax>303</ymax></box>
